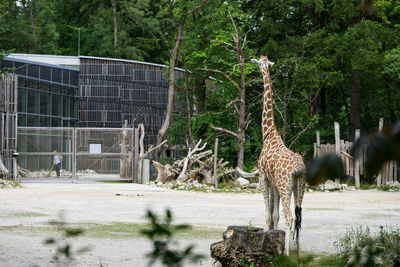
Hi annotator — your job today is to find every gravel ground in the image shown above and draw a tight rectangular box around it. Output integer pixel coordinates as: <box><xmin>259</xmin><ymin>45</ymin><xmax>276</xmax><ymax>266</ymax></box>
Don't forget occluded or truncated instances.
<box><xmin>0</xmin><ymin>177</ymin><xmax>399</xmax><ymax>266</ymax></box>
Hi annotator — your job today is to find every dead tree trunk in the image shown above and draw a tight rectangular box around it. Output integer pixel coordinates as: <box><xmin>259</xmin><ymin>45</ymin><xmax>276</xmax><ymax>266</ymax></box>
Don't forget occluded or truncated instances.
<box><xmin>120</xmin><ymin>120</ymin><xmax>129</xmax><ymax>178</ymax></box>
<box><xmin>28</xmin><ymin>0</ymin><xmax>39</xmax><ymax>53</ymax></box>
<box><xmin>110</xmin><ymin>0</ymin><xmax>118</xmax><ymax>57</ymax></box>
<box><xmin>155</xmin><ymin>0</ymin><xmax>209</xmax><ymax>160</ymax></box>
<box><xmin>201</xmin><ymin>10</ymin><xmax>251</xmax><ymax>170</ymax></box>
<box><xmin>138</xmin><ymin>123</ymin><xmax>167</xmax><ymax>183</ymax></box>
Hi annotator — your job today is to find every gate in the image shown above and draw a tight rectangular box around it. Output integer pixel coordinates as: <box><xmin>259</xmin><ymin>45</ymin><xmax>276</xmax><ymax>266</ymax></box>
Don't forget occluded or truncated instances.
<box><xmin>17</xmin><ymin>127</ymin><xmax>139</xmax><ymax>181</ymax></box>
<box><xmin>0</xmin><ymin>74</ymin><xmax>18</xmax><ymax>179</ymax></box>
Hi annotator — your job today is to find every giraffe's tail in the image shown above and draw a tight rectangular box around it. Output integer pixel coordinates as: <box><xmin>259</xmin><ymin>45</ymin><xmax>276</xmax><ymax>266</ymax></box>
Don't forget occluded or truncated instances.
<box><xmin>295</xmin><ymin>205</ymin><xmax>302</xmax><ymax>240</ymax></box>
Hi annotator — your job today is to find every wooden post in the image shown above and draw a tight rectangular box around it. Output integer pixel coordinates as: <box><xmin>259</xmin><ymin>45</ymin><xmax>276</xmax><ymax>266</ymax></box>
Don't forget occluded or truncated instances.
<box><xmin>354</xmin><ymin>129</ymin><xmax>360</xmax><ymax>188</ymax></box>
<box><xmin>213</xmin><ymin>138</ymin><xmax>219</xmax><ymax>189</ymax></box>
<box><xmin>132</xmin><ymin>127</ymin><xmax>139</xmax><ymax>183</ymax></box>
<box><xmin>377</xmin><ymin>118</ymin><xmax>384</xmax><ymax>187</ymax></box>
<box><xmin>72</xmin><ymin>128</ymin><xmax>76</xmax><ymax>180</ymax></box>
<box><xmin>120</xmin><ymin>120</ymin><xmax>128</xmax><ymax>178</ymax></box>
<box><xmin>334</xmin><ymin>122</ymin><xmax>340</xmax><ymax>183</ymax></box>
<box><xmin>315</xmin><ymin>131</ymin><xmax>320</xmax><ymax>159</ymax></box>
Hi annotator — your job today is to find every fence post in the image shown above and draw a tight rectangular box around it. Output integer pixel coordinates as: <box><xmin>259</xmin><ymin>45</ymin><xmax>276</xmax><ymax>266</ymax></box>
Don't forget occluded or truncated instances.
<box><xmin>314</xmin><ymin>131</ymin><xmax>320</xmax><ymax>159</ymax></box>
<box><xmin>334</xmin><ymin>122</ymin><xmax>341</xmax><ymax>183</ymax></box>
<box><xmin>213</xmin><ymin>138</ymin><xmax>219</xmax><ymax>189</ymax></box>
<box><xmin>72</xmin><ymin>128</ymin><xmax>76</xmax><ymax>181</ymax></box>
<box><xmin>132</xmin><ymin>127</ymin><xmax>139</xmax><ymax>183</ymax></box>
<box><xmin>377</xmin><ymin>118</ymin><xmax>384</xmax><ymax>187</ymax></box>
<box><xmin>354</xmin><ymin>129</ymin><xmax>360</xmax><ymax>188</ymax></box>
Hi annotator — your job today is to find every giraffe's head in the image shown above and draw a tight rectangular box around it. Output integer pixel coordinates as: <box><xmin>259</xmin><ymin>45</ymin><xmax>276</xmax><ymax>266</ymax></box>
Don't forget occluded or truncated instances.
<box><xmin>251</xmin><ymin>55</ymin><xmax>274</xmax><ymax>74</ymax></box>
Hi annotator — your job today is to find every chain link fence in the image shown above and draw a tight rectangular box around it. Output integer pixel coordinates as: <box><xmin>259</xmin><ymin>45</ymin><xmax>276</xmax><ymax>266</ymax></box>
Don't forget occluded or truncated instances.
<box><xmin>17</xmin><ymin>127</ymin><xmax>138</xmax><ymax>180</ymax></box>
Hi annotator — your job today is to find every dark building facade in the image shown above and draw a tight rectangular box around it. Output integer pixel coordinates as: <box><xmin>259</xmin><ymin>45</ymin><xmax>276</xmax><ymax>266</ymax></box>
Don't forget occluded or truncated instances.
<box><xmin>0</xmin><ymin>58</ymin><xmax>79</xmax><ymax>127</ymax></box>
<box><xmin>1</xmin><ymin>54</ymin><xmax>187</xmax><ymax>155</ymax></box>
<box><xmin>79</xmin><ymin>56</ymin><xmax>185</xmax><ymax>145</ymax></box>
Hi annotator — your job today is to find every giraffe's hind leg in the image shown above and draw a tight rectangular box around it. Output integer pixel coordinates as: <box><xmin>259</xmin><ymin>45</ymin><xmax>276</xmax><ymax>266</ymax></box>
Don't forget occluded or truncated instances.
<box><xmin>272</xmin><ymin>185</ymin><xmax>280</xmax><ymax>229</ymax></box>
<box><xmin>259</xmin><ymin>171</ymin><xmax>271</xmax><ymax>230</ymax></box>
<box><xmin>293</xmin><ymin>173</ymin><xmax>306</xmax><ymax>251</ymax></box>
<box><xmin>279</xmin><ymin>185</ymin><xmax>293</xmax><ymax>256</ymax></box>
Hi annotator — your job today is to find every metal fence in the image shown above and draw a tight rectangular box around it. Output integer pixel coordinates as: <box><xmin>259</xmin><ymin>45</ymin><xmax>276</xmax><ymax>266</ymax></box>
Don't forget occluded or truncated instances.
<box><xmin>0</xmin><ymin>74</ymin><xmax>18</xmax><ymax>179</ymax></box>
<box><xmin>17</xmin><ymin>126</ymin><xmax>139</xmax><ymax>180</ymax></box>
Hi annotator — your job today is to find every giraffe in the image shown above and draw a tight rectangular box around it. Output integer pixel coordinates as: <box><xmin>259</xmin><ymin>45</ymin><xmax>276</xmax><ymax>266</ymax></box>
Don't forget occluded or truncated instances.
<box><xmin>251</xmin><ymin>55</ymin><xmax>306</xmax><ymax>256</ymax></box>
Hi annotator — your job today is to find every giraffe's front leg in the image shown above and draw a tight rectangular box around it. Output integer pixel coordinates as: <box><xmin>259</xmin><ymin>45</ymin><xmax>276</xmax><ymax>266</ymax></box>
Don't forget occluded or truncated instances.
<box><xmin>259</xmin><ymin>172</ymin><xmax>271</xmax><ymax>230</ymax></box>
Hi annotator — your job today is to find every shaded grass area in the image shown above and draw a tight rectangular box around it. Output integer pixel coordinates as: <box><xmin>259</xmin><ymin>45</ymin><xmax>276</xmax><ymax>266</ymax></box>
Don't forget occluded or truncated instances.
<box><xmin>269</xmin><ymin>253</ymin><xmax>347</xmax><ymax>267</ymax></box>
<box><xmin>169</xmin><ymin>180</ymin><xmax>260</xmax><ymax>194</ymax></box>
<box><xmin>13</xmin><ymin>211</ymin><xmax>48</xmax><ymax>217</ymax></box>
<box><xmin>97</xmin><ymin>180</ymin><xmax>132</xmax><ymax>184</ymax></box>
<box><xmin>0</xmin><ymin>222</ymin><xmax>222</xmax><ymax>240</ymax></box>
<box><xmin>304</xmin><ymin>208</ymin><xmax>341</xmax><ymax>211</ymax></box>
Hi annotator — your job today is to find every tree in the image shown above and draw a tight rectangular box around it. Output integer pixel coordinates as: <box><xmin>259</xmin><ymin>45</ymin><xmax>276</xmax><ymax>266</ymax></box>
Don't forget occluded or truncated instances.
<box><xmin>200</xmin><ymin>9</ymin><xmax>255</xmax><ymax>169</ymax></box>
<box><xmin>154</xmin><ymin>0</ymin><xmax>209</xmax><ymax>160</ymax></box>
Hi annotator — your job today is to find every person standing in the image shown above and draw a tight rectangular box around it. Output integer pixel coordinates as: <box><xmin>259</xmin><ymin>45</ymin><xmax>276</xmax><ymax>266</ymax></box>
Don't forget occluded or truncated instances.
<box><xmin>53</xmin><ymin>150</ymin><xmax>62</xmax><ymax>177</ymax></box>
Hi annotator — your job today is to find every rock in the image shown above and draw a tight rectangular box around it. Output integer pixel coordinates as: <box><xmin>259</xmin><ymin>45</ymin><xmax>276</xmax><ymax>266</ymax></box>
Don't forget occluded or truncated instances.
<box><xmin>341</xmin><ymin>184</ymin><xmax>348</xmax><ymax>190</ymax></box>
<box><xmin>322</xmin><ymin>180</ymin><xmax>341</xmax><ymax>190</ymax></box>
<box><xmin>235</xmin><ymin>177</ymin><xmax>250</xmax><ymax>189</ymax></box>
<box><xmin>210</xmin><ymin>226</ymin><xmax>285</xmax><ymax>267</ymax></box>
<box><xmin>387</xmin><ymin>181</ymin><xmax>400</xmax><ymax>187</ymax></box>
<box><xmin>249</xmin><ymin>183</ymin><xmax>259</xmax><ymax>189</ymax></box>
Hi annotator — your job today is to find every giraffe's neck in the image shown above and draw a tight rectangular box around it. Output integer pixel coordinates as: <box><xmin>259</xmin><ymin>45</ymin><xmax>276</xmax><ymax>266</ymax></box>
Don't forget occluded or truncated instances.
<box><xmin>261</xmin><ymin>68</ymin><xmax>276</xmax><ymax>141</ymax></box>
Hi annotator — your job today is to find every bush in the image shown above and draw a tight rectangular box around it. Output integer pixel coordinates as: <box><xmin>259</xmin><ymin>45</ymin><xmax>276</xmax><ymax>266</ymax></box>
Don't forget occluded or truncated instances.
<box><xmin>334</xmin><ymin>226</ymin><xmax>400</xmax><ymax>266</ymax></box>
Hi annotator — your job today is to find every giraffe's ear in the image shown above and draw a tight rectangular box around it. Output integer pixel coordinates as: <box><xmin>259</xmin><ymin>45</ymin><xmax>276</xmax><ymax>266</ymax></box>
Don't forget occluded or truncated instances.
<box><xmin>268</xmin><ymin>61</ymin><xmax>275</xmax><ymax>67</ymax></box>
<box><xmin>251</xmin><ymin>58</ymin><xmax>260</xmax><ymax>66</ymax></box>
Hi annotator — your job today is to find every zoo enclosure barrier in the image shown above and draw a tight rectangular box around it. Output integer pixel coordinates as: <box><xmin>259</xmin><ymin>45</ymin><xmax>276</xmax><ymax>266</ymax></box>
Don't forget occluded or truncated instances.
<box><xmin>17</xmin><ymin>126</ymin><xmax>140</xmax><ymax>182</ymax></box>
<box><xmin>0</xmin><ymin>74</ymin><xmax>18</xmax><ymax>179</ymax></box>
<box><xmin>313</xmin><ymin>121</ymin><xmax>398</xmax><ymax>187</ymax></box>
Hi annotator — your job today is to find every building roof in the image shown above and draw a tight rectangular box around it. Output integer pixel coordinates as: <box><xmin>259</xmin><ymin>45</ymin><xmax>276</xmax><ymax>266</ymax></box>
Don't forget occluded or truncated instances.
<box><xmin>5</xmin><ymin>55</ymin><xmax>80</xmax><ymax>71</ymax></box>
<box><xmin>7</xmin><ymin>53</ymin><xmax>186</xmax><ymax>72</ymax></box>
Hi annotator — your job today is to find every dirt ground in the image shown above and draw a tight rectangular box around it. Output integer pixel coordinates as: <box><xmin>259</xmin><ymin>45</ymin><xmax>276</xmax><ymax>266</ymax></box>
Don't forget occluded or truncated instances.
<box><xmin>0</xmin><ymin>177</ymin><xmax>399</xmax><ymax>266</ymax></box>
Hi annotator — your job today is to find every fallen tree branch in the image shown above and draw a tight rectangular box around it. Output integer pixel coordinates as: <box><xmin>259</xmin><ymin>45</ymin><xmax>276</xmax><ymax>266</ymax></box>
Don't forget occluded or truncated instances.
<box><xmin>177</xmin><ymin>139</ymin><xmax>207</xmax><ymax>183</ymax></box>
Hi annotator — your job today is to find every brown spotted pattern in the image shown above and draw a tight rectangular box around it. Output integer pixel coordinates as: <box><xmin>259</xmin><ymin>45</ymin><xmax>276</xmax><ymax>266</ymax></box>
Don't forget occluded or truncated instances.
<box><xmin>254</xmin><ymin>55</ymin><xmax>306</xmax><ymax>254</ymax></box>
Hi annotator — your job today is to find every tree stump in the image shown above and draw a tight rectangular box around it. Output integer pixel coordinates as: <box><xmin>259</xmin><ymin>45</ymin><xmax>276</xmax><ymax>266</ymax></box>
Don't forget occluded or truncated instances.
<box><xmin>210</xmin><ymin>226</ymin><xmax>285</xmax><ymax>267</ymax></box>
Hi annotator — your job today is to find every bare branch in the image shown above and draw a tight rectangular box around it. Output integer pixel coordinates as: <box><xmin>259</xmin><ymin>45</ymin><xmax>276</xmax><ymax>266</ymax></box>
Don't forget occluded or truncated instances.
<box><xmin>143</xmin><ymin>140</ymin><xmax>167</xmax><ymax>159</ymax></box>
<box><xmin>210</xmin><ymin>123</ymin><xmax>239</xmax><ymax>139</ymax></box>
<box><xmin>185</xmin><ymin>0</ymin><xmax>209</xmax><ymax>17</ymax></box>
<box><xmin>199</xmin><ymin>68</ymin><xmax>241</xmax><ymax>91</ymax></box>
<box><xmin>288</xmin><ymin>118</ymin><xmax>315</xmax><ymax>149</ymax></box>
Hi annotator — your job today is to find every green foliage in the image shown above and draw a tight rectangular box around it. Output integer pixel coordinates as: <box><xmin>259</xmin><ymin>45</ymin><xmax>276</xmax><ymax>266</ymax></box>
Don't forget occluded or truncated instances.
<box><xmin>334</xmin><ymin>226</ymin><xmax>400</xmax><ymax>266</ymax></box>
<box><xmin>44</xmin><ymin>213</ymin><xmax>90</xmax><ymax>264</ymax></box>
<box><xmin>1</xmin><ymin>0</ymin><xmax>400</xmax><ymax>172</ymax></box>
<box><xmin>140</xmin><ymin>209</ymin><xmax>204</xmax><ymax>267</ymax></box>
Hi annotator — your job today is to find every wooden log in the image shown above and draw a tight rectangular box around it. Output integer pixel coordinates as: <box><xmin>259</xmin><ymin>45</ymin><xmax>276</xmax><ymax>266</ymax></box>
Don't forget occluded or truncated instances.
<box><xmin>316</xmin><ymin>131</ymin><xmax>320</xmax><ymax>158</ymax></box>
<box><xmin>210</xmin><ymin>226</ymin><xmax>285</xmax><ymax>267</ymax></box>
<box><xmin>213</xmin><ymin>138</ymin><xmax>219</xmax><ymax>189</ymax></box>
<box><xmin>344</xmin><ymin>141</ymin><xmax>350</xmax><ymax>176</ymax></box>
<box><xmin>377</xmin><ymin>118</ymin><xmax>384</xmax><ymax>187</ymax></box>
<box><xmin>313</xmin><ymin>143</ymin><xmax>317</xmax><ymax>159</ymax></box>
<box><xmin>389</xmin><ymin>161</ymin><xmax>394</xmax><ymax>183</ymax></box>
<box><xmin>177</xmin><ymin>139</ymin><xmax>207</xmax><ymax>183</ymax></box>
<box><xmin>354</xmin><ymin>129</ymin><xmax>360</xmax><ymax>188</ymax></box>
<box><xmin>334</xmin><ymin>122</ymin><xmax>341</xmax><ymax>184</ymax></box>
<box><xmin>334</xmin><ymin>122</ymin><xmax>340</xmax><ymax>156</ymax></box>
